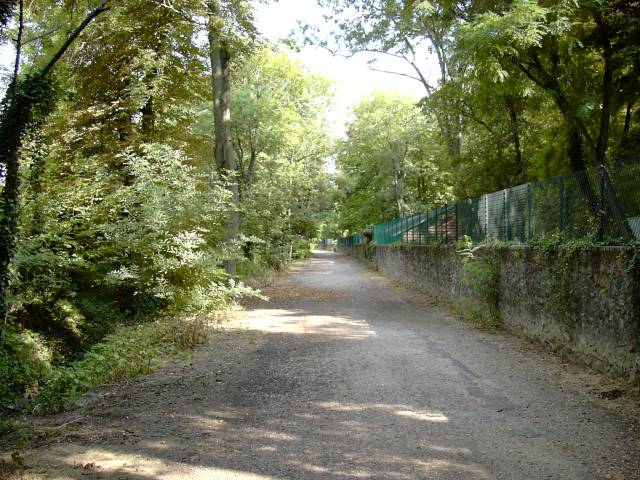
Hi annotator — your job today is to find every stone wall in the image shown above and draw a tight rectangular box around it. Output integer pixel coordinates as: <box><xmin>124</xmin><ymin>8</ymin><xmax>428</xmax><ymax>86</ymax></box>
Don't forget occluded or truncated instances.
<box><xmin>339</xmin><ymin>243</ymin><xmax>640</xmax><ymax>383</ymax></box>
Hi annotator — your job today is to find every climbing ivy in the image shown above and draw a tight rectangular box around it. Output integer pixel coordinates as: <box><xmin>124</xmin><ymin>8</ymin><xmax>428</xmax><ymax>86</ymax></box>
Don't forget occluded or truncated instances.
<box><xmin>529</xmin><ymin>237</ymin><xmax>601</xmax><ymax>322</ymax></box>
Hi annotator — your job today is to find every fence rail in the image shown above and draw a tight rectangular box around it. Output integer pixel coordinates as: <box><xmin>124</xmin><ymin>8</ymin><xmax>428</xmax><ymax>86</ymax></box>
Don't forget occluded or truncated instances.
<box><xmin>339</xmin><ymin>159</ymin><xmax>640</xmax><ymax>247</ymax></box>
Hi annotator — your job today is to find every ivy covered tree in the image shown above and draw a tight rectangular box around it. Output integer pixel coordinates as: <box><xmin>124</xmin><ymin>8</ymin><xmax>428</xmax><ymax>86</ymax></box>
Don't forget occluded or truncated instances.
<box><xmin>0</xmin><ymin>0</ymin><xmax>110</xmax><ymax>325</ymax></box>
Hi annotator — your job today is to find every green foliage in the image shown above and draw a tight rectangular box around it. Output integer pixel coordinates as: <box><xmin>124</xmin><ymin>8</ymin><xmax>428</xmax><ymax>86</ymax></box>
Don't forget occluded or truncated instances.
<box><xmin>363</xmin><ymin>239</ymin><xmax>377</xmax><ymax>260</ymax></box>
<box><xmin>230</xmin><ymin>48</ymin><xmax>336</xmax><ymax>249</ymax></box>
<box><xmin>335</xmin><ymin>92</ymin><xmax>453</xmax><ymax>233</ymax></box>
<box><xmin>291</xmin><ymin>239</ymin><xmax>315</xmax><ymax>259</ymax></box>
<box><xmin>2</xmin><ymin>279</ymin><xmax>259</xmax><ymax>414</ymax></box>
<box><xmin>0</xmin><ymin>329</ymin><xmax>54</xmax><ymax>409</ymax></box>
<box><xmin>9</xmin><ymin>139</ymin><xmax>232</xmax><ymax>353</ymax></box>
<box><xmin>455</xmin><ymin>238</ymin><xmax>500</xmax><ymax>329</ymax></box>
<box><xmin>321</xmin><ymin>0</ymin><xmax>640</xmax><ymax>201</ymax></box>
<box><xmin>0</xmin><ymin>5</ymin><xmax>333</xmax><ymax>411</ymax></box>
<box><xmin>625</xmin><ymin>247</ymin><xmax>640</xmax><ymax>276</ymax></box>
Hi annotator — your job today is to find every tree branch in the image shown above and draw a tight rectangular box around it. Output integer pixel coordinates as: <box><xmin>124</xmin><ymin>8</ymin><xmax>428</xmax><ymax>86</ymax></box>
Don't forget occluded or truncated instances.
<box><xmin>400</xmin><ymin>37</ymin><xmax>434</xmax><ymax>94</ymax></box>
<box><xmin>367</xmin><ymin>65</ymin><xmax>423</xmax><ymax>83</ymax></box>
<box><xmin>517</xmin><ymin>58</ymin><xmax>597</xmax><ymax>154</ymax></box>
<box><xmin>37</xmin><ymin>0</ymin><xmax>110</xmax><ymax>80</ymax></box>
<box><xmin>22</xmin><ymin>24</ymin><xmax>65</xmax><ymax>46</ymax></box>
<box><xmin>152</xmin><ymin>0</ymin><xmax>205</xmax><ymax>26</ymax></box>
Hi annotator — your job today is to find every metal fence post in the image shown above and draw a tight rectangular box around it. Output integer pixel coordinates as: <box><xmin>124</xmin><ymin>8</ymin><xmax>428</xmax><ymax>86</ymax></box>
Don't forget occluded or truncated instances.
<box><xmin>445</xmin><ymin>204</ymin><xmax>449</xmax><ymax>244</ymax></box>
<box><xmin>403</xmin><ymin>215</ymin><xmax>408</xmax><ymax>243</ymax></box>
<box><xmin>527</xmin><ymin>183</ymin><xmax>533</xmax><ymax>240</ymax></box>
<box><xmin>424</xmin><ymin>211</ymin><xmax>429</xmax><ymax>243</ymax></box>
<box><xmin>503</xmin><ymin>189</ymin><xmax>507</xmax><ymax>241</ymax></box>
<box><xmin>455</xmin><ymin>202</ymin><xmax>459</xmax><ymax>242</ymax></box>
<box><xmin>435</xmin><ymin>208</ymin><xmax>438</xmax><ymax>242</ymax></box>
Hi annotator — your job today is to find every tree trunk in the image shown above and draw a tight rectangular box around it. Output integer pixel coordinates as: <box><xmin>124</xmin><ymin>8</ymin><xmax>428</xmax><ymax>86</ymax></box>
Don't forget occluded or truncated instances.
<box><xmin>623</xmin><ymin>100</ymin><xmax>634</xmax><ymax>134</ymax></box>
<box><xmin>595</xmin><ymin>27</ymin><xmax>613</xmax><ymax>165</ymax></box>
<box><xmin>390</xmin><ymin>155</ymin><xmax>402</xmax><ymax>218</ymax></box>
<box><xmin>141</xmin><ymin>94</ymin><xmax>154</xmax><ymax>138</ymax></box>
<box><xmin>453</xmin><ymin>114</ymin><xmax>462</xmax><ymax>157</ymax></box>
<box><xmin>246</xmin><ymin>122</ymin><xmax>259</xmax><ymax>188</ymax></box>
<box><xmin>517</xmin><ymin>58</ymin><xmax>598</xmax><ymax>160</ymax></box>
<box><xmin>0</xmin><ymin>90</ymin><xmax>34</xmax><ymax>324</ymax></box>
<box><xmin>567</xmin><ymin>126</ymin><xmax>600</xmax><ymax>220</ymax></box>
<box><xmin>25</xmin><ymin>131</ymin><xmax>46</xmax><ymax>236</ymax></box>
<box><xmin>567</xmin><ymin>126</ymin><xmax>586</xmax><ymax>173</ymax></box>
<box><xmin>208</xmin><ymin>2</ymin><xmax>240</xmax><ymax>274</ymax></box>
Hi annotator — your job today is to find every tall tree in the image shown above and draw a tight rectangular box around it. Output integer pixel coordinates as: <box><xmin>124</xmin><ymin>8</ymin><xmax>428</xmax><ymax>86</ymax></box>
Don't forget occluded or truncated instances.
<box><xmin>230</xmin><ymin>48</ymin><xmax>335</xmax><ymax>247</ymax></box>
<box><xmin>336</xmin><ymin>92</ymin><xmax>451</xmax><ymax>233</ymax></box>
<box><xmin>206</xmin><ymin>0</ymin><xmax>257</xmax><ymax>274</ymax></box>
<box><xmin>314</xmin><ymin>0</ymin><xmax>464</xmax><ymax>156</ymax></box>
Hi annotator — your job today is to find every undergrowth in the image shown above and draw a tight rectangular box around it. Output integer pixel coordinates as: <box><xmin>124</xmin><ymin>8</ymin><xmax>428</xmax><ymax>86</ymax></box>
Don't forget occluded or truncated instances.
<box><xmin>455</xmin><ymin>236</ymin><xmax>501</xmax><ymax>330</ymax></box>
<box><xmin>0</xmin><ymin>315</ymin><xmax>208</xmax><ymax>416</ymax></box>
<box><xmin>237</xmin><ymin>239</ymin><xmax>314</xmax><ymax>288</ymax></box>
<box><xmin>0</xmin><ymin>314</ymin><xmax>212</xmax><ymax>473</ymax></box>
<box><xmin>42</xmin><ymin>316</ymin><xmax>211</xmax><ymax>413</ymax></box>
<box><xmin>1</xmin><ymin>281</ymin><xmax>264</xmax><ymax>417</ymax></box>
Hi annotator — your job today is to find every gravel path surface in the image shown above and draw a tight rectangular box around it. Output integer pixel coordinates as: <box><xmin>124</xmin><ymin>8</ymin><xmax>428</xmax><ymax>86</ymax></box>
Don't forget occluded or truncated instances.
<box><xmin>3</xmin><ymin>251</ymin><xmax>639</xmax><ymax>479</ymax></box>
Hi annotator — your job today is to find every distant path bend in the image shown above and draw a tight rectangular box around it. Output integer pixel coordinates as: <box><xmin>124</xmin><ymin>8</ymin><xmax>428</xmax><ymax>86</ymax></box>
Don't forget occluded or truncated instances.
<box><xmin>11</xmin><ymin>251</ymin><xmax>640</xmax><ymax>479</ymax></box>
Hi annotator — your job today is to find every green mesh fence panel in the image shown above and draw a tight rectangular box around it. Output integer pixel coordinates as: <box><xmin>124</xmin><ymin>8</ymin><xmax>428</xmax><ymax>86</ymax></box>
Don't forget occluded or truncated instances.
<box><xmin>606</xmin><ymin>159</ymin><xmax>640</xmax><ymax>240</ymax></box>
<box><xmin>340</xmin><ymin>158</ymin><xmax>640</xmax><ymax>247</ymax></box>
<box><xmin>338</xmin><ymin>232</ymin><xmax>365</xmax><ymax>247</ymax></box>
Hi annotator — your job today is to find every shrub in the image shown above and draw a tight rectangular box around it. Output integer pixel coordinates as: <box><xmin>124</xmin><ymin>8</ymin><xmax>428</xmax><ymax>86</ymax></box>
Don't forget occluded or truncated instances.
<box><xmin>0</xmin><ymin>329</ymin><xmax>54</xmax><ymax>410</ymax></box>
<box><xmin>291</xmin><ymin>239</ymin><xmax>314</xmax><ymax>259</ymax></box>
<box><xmin>456</xmin><ymin>236</ymin><xmax>501</xmax><ymax>329</ymax></box>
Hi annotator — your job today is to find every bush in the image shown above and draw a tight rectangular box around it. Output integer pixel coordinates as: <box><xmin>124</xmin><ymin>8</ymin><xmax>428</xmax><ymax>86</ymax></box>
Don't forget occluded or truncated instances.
<box><xmin>0</xmin><ymin>329</ymin><xmax>54</xmax><ymax>410</ymax></box>
<box><xmin>456</xmin><ymin>236</ymin><xmax>501</xmax><ymax>329</ymax></box>
<box><xmin>291</xmin><ymin>239</ymin><xmax>314</xmax><ymax>259</ymax></box>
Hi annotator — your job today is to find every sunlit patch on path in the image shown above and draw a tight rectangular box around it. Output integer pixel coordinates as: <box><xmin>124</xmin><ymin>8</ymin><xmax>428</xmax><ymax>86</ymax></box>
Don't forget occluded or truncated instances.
<box><xmin>259</xmin><ymin>285</ymin><xmax>345</xmax><ymax>302</ymax></box>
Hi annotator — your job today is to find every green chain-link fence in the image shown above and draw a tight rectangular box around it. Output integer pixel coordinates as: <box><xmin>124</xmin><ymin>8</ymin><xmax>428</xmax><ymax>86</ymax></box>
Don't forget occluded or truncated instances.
<box><xmin>339</xmin><ymin>158</ymin><xmax>640</xmax><ymax>247</ymax></box>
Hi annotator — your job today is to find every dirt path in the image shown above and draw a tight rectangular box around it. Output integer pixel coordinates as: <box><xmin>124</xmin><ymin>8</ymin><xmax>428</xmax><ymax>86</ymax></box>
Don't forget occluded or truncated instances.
<box><xmin>2</xmin><ymin>251</ymin><xmax>639</xmax><ymax>479</ymax></box>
